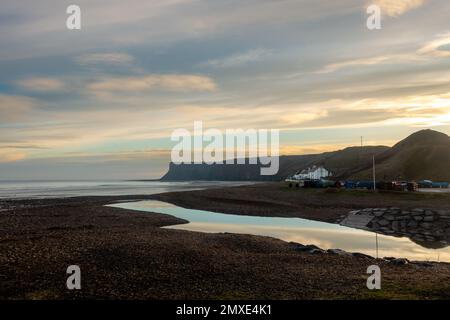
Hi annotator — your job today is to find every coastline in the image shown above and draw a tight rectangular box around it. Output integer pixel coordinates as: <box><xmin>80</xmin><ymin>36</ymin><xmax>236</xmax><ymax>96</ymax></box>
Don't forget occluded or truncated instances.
<box><xmin>1</xmin><ymin>184</ymin><xmax>450</xmax><ymax>299</ymax></box>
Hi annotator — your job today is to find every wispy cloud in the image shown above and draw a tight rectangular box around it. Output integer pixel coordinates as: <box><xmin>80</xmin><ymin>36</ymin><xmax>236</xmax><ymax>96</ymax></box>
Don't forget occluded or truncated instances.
<box><xmin>374</xmin><ymin>0</ymin><xmax>426</xmax><ymax>17</ymax></box>
<box><xmin>0</xmin><ymin>94</ymin><xmax>35</xmax><ymax>122</ymax></box>
<box><xmin>16</xmin><ymin>77</ymin><xmax>65</xmax><ymax>92</ymax></box>
<box><xmin>417</xmin><ymin>32</ymin><xmax>450</xmax><ymax>57</ymax></box>
<box><xmin>0</xmin><ymin>150</ymin><xmax>26</xmax><ymax>163</ymax></box>
<box><xmin>88</xmin><ymin>74</ymin><xmax>217</xmax><ymax>93</ymax></box>
<box><xmin>200</xmin><ymin>49</ymin><xmax>272</xmax><ymax>68</ymax></box>
<box><xmin>75</xmin><ymin>52</ymin><xmax>134</xmax><ymax>65</ymax></box>
<box><xmin>316</xmin><ymin>54</ymin><xmax>423</xmax><ymax>74</ymax></box>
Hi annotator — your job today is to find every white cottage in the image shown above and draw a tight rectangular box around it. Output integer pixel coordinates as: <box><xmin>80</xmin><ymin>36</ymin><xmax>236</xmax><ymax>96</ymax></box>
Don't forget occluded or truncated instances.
<box><xmin>293</xmin><ymin>165</ymin><xmax>332</xmax><ymax>180</ymax></box>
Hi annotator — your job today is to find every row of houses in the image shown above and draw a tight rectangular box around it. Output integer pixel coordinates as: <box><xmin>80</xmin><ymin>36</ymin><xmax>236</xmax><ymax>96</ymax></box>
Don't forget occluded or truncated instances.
<box><xmin>286</xmin><ymin>165</ymin><xmax>449</xmax><ymax>190</ymax></box>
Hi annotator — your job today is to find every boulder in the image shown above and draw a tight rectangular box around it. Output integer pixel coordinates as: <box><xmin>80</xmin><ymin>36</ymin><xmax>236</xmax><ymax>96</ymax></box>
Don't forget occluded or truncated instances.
<box><xmin>389</xmin><ymin>258</ymin><xmax>409</xmax><ymax>265</ymax></box>
<box><xmin>327</xmin><ymin>249</ymin><xmax>351</xmax><ymax>256</ymax></box>
<box><xmin>352</xmin><ymin>252</ymin><xmax>374</xmax><ymax>259</ymax></box>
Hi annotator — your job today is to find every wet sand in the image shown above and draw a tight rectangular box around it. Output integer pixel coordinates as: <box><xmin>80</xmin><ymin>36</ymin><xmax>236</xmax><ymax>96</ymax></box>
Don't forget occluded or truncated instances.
<box><xmin>1</xmin><ymin>185</ymin><xmax>450</xmax><ymax>300</ymax></box>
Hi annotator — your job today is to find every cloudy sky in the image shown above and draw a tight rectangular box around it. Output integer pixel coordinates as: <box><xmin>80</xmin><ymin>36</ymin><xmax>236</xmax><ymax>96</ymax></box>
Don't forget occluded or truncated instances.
<box><xmin>1</xmin><ymin>0</ymin><xmax>450</xmax><ymax>179</ymax></box>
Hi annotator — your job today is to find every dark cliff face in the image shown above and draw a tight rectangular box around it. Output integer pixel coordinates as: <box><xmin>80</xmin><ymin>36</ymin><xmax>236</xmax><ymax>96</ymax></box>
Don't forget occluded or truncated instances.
<box><xmin>161</xmin><ymin>162</ymin><xmax>274</xmax><ymax>181</ymax></box>
<box><xmin>161</xmin><ymin>154</ymin><xmax>323</xmax><ymax>181</ymax></box>
<box><xmin>160</xmin><ymin>130</ymin><xmax>450</xmax><ymax>182</ymax></box>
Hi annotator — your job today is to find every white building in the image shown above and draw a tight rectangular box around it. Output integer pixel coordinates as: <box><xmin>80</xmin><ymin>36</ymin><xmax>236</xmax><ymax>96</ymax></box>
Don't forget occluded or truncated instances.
<box><xmin>293</xmin><ymin>165</ymin><xmax>332</xmax><ymax>180</ymax></box>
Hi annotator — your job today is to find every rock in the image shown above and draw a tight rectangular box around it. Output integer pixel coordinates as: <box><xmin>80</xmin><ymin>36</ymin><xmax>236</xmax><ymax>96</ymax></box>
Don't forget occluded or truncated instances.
<box><xmin>349</xmin><ymin>210</ymin><xmax>360</xmax><ymax>215</ymax></box>
<box><xmin>352</xmin><ymin>252</ymin><xmax>374</xmax><ymax>259</ymax></box>
<box><xmin>309</xmin><ymin>249</ymin><xmax>325</xmax><ymax>254</ymax></box>
<box><xmin>290</xmin><ymin>242</ymin><xmax>306</xmax><ymax>251</ymax></box>
<box><xmin>389</xmin><ymin>258</ymin><xmax>409</xmax><ymax>265</ymax></box>
<box><xmin>425</xmin><ymin>210</ymin><xmax>434</xmax><ymax>216</ymax></box>
<box><xmin>413</xmin><ymin>235</ymin><xmax>425</xmax><ymax>241</ymax></box>
<box><xmin>413</xmin><ymin>216</ymin><xmax>423</xmax><ymax>221</ymax></box>
<box><xmin>436</xmin><ymin>210</ymin><xmax>450</xmax><ymax>216</ymax></box>
<box><xmin>385</xmin><ymin>215</ymin><xmax>395</xmax><ymax>221</ymax></box>
<box><xmin>392</xmin><ymin>221</ymin><xmax>400</xmax><ymax>231</ymax></box>
<box><xmin>327</xmin><ymin>249</ymin><xmax>351</xmax><ymax>256</ymax></box>
<box><xmin>421</xmin><ymin>222</ymin><xmax>432</xmax><ymax>229</ymax></box>
<box><xmin>423</xmin><ymin>216</ymin><xmax>434</xmax><ymax>222</ymax></box>
<box><xmin>412</xmin><ymin>209</ymin><xmax>424</xmax><ymax>215</ymax></box>
<box><xmin>407</xmin><ymin>221</ymin><xmax>418</xmax><ymax>228</ymax></box>
<box><xmin>378</xmin><ymin>219</ymin><xmax>390</xmax><ymax>226</ymax></box>
<box><xmin>294</xmin><ymin>244</ymin><xmax>325</xmax><ymax>254</ymax></box>
<box><xmin>374</xmin><ymin>212</ymin><xmax>385</xmax><ymax>217</ymax></box>
<box><xmin>411</xmin><ymin>261</ymin><xmax>434</xmax><ymax>268</ymax></box>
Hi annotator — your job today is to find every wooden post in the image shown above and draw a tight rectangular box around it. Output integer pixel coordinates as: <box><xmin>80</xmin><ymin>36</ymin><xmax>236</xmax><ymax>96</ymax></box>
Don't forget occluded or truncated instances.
<box><xmin>372</xmin><ymin>155</ymin><xmax>376</xmax><ymax>192</ymax></box>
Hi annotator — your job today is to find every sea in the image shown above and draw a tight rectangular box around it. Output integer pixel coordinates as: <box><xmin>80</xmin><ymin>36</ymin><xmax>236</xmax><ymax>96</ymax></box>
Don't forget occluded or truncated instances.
<box><xmin>0</xmin><ymin>180</ymin><xmax>252</xmax><ymax>199</ymax></box>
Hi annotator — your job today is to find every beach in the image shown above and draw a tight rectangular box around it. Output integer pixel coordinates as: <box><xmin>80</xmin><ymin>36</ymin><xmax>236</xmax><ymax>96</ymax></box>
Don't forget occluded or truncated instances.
<box><xmin>1</xmin><ymin>183</ymin><xmax>450</xmax><ymax>299</ymax></box>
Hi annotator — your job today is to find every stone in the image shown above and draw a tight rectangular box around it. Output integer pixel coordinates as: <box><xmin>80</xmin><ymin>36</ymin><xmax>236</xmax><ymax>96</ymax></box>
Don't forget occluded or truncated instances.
<box><xmin>425</xmin><ymin>210</ymin><xmax>434</xmax><ymax>216</ymax></box>
<box><xmin>378</xmin><ymin>219</ymin><xmax>390</xmax><ymax>226</ymax></box>
<box><xmin>421</xmin><ymin>222</ymin><xmax>432</xmax><ymax>229</ymax></box>
<box><xmin>327</xmin><ymin>249</ymin><xmax>351</xmax><ymax>256</ymax></box>
<box><xmin>309</xmin><ymin>249</ymin><xmax>325</xmax><ymax>254</ymax></box>
<box><xmin>423</xmin><ymin>216</ymin><xmax>434</xmax><ymax>222</ymax></box>
<box><xmin>290</xmin><ymin>242</ymin><xmax>307</xmax><ymax>251</ymax></box>
<box><xmin>413</xmin><ymin>216</ymin><xmax>423</xmax><ymax>221</ymax></box>
<box><xmin>385</xmin><ymin>215</ymin><xmax>395</xmax><ymax>221</ymax></box>
<box><xmin>392</xmin><ymin>221</ymin><xmax>400</xmax><ymax>231</ymax></box>
<box><xmin>407</xmin><ymin>221</ymin><xmax>418</xmax><ymax>228</ymax></box>
<box><xmin>352</xmin><ymin>252</ymin><xmax>374</xmax><ymax>259</ymax></box>
<box><xmin>412</xmin><ymin>209</ymin><xmax>424</xmax><ymax>215</ymax></box>
<box><xmin>411</xmin><ymin>262</ymin><xmax>434</xmax><ymax>268</ymax></box>
<box><xmin>374</xmin><ymin>211</ymin><xmax>384</xmax><ymax>217</ymax></box>
<box><xmin>389</xmin><ymin>258</ymin><xmax>409</xmax><ymax>265</ymax></box>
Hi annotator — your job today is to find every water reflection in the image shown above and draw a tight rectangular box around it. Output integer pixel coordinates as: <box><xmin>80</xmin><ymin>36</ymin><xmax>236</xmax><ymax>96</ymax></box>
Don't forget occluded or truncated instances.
<box><xmin>109</xmin><ymin>200</ymin><xmax>450</xmax><ymax>262</ymax></box>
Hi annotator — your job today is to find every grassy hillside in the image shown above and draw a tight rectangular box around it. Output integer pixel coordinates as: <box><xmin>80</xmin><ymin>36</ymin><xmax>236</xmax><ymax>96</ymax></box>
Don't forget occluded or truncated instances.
<box><xmin>351</xmin><ymin>130</ymin><xmax>450</xmax><ymax>181</ymax></box>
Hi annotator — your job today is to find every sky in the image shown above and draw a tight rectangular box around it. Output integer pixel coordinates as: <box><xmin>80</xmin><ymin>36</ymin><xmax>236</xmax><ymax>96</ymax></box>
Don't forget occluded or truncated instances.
<box><xmin>1</xmin><ymin>0</ymin><xmax>450</xmax><ymax>180</ymax></box>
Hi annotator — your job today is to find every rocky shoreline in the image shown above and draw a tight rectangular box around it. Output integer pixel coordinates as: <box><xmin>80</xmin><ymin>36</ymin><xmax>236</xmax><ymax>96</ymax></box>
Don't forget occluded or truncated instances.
<box><xmin>1</xmin><ymin>185</ymin><xmax>450</xmax><ymax>299</ymax></box>
<box><xmin>339</xmin><ymin>208</ymin><xmax>450</xmax><ymax>249</ymax></box>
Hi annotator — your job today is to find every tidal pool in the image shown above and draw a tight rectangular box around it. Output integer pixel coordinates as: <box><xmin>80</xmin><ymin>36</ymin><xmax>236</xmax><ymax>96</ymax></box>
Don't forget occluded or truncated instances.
<box><xmin>109</xmin><ymin>200</ymin><xmax>450</xmax><ymax>262</ymax></box>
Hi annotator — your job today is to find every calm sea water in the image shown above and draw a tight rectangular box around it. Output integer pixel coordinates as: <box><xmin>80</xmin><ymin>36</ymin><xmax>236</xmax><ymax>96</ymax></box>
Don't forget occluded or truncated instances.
<box><xmin>110</xmin><ymin>200</ymin><xmax>450</xmax><ymax>262</ymax></box>
<box><xmin>0</xmin><ymin>180</ymin><xmax>252</xmax><ymax>199</ymax></box>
